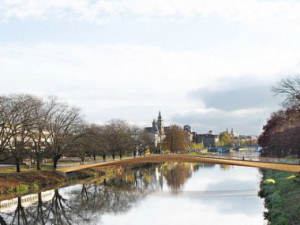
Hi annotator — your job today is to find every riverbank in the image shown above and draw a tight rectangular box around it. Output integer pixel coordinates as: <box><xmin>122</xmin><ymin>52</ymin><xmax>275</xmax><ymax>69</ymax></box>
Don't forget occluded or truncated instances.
<box><xmin>0</xmin><ymin>163</ymin><xmax>158</xmax><ymax>200</ymax></box>
<box><xmin>259</xmin><ymin>169</ymin><xmax>300</xmax><ymax>225</ymax></box>
<box><xmin>0</xmin><ymin>166</ymin><xmax>113</xmax><ymax>198</ymax></box>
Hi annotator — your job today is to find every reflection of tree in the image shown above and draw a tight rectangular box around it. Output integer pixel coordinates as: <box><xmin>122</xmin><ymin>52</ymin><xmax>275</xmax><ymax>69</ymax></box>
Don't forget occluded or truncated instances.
<box><xmin>9</xmin><ymin>197</ymin><xmax>28</xmax><ymax>225</ymax></box>
<box><xmin>193</xmin><ymin>163</ymin><xmax>215</xmax><ymax>172</ymax></box>
<box><xmin>0</xmin><ymin>215</ymin><xmax>7</xmax><ymax>225</ymax></box>
<box><xmin>47</xmin><ymin>189</ymin><xmax>74</xmax><ymax>225</ymax></box>
<box><xmin>164</xmin><ymin>164</ymin><xmax>192</xmax><ymax>192</ymax></box>
<box><xmin>25</xmin><ymin>193</ymin><xmax>48</xmax><ymax>225</ymax></box>
<box><xmin>0</xmin><ymin>163</ymin><xmax>196</xmax><ymax>224</ymax></box>
<box><xmin>220</xmin><ymin>164</ymin><xmax>232</xmax><ymax>171</ymax></box>
<box><xmin>2</xmin><ymin>189</ymin><xmax>76</xmax><ymax>225</ymax></box>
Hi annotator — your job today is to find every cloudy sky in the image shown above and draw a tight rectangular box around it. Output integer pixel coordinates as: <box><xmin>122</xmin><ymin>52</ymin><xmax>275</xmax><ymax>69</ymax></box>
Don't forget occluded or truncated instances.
<box><xmin>1</xmin><ymin>0</ymin><xmax>300</xmax><ymax>135</ymax></box>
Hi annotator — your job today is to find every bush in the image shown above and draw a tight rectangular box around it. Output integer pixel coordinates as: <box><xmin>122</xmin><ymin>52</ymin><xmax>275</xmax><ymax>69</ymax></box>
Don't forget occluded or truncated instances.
<box><xmin>260</xmin><ymin>169</ymin><xmax>300</xmax><ymax>224</ymax></box>
<box><xmin>16</xmin><ymin>184</ymin><xmax>28</xmax><ymax>192</ymax></box>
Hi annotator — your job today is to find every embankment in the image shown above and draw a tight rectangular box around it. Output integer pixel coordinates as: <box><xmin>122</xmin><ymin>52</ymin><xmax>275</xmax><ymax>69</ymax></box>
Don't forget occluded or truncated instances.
<box><xmin>259</xmin><ymin>169</ymin><xmax>300</xmax><ymax>225</ymax></box>
<box><xmin>0</xmin><ymin>163</ymin><xmax>157</xmax><ymax>200</ymax></box>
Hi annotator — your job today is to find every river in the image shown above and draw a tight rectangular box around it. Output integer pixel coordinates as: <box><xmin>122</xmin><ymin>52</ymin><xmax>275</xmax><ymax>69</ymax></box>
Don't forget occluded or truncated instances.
<box><xmin>0</xmin><ymin>162</ymin><xmax>266</xmax><ymax>225</ymax></box>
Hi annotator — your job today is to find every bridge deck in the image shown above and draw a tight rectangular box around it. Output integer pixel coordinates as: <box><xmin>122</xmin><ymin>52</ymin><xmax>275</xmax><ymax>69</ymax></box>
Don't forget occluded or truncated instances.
<box><xmin>56</xmin><ymin>154</ymin><xmax>300</xmax><ymax>176</ymax></box>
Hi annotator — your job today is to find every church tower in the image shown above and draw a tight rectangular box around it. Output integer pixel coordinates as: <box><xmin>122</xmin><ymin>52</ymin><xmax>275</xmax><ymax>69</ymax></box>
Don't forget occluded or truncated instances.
<box><xmin>157</xmin><ymin>111</ymin><xmax>164</xmax><ymax>135</ymax></box>
<box><xmin>152</xmin><ymin>119</ymin><xmax>158</xmax><ymax>134</ymax></box>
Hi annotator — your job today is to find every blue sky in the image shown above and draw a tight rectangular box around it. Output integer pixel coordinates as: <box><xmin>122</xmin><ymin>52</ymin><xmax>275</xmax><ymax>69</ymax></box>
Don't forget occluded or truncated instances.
<box><xmin>1</xmin><ymin>0</ymin><xmax>300</xmax><ymax>135</ymax></box>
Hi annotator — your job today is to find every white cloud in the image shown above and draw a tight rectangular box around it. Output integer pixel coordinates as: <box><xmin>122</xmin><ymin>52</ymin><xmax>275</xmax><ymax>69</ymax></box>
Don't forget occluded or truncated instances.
<box><xmin>1</xmin><ymin>0</ymin><xmax>300</xmax><ymax>31</ymax></box>
<box><xmin>0</xmin><ymin>41</ymin><xmax>297</xmax><ymax>133</ymax></box>
<box><xmin>1</xmin><ymin>1</ymin><xmax>300</xmax><ymax>134</ymax></box>
<box><xmin>0</xmin><ymin>41</ymin><xmax>296</xmax><ymax>94</ymax></box>
<box><xmin>171</xmin><ymin>106</ymin><xmax>273</xmax><ymax>134</ymax></box>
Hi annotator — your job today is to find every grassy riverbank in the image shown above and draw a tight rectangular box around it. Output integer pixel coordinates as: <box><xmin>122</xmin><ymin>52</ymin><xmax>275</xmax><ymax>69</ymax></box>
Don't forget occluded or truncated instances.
<box><xmin>0</xmin><ymin>163</ymin><xmax>157</xmax><ymax>200</ymax></box>
<box><xmin>0</xmin><ymin>166</ymin><xmax>112</xmax><ymax>198</ymax></box>
<box><xmin>0</xmin><ymin>171</ymin><xmax>65</xmax><ymax>196</ymax></box>
<box><xmin>259</xmin><ymin>169</ymin><xmax>300</xmax><ymax>225</ymax></box>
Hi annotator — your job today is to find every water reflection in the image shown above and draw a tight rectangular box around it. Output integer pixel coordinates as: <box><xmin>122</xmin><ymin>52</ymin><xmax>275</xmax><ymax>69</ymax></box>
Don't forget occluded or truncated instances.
<box><xmin>0</xmin><ymin>163</ymin><xmax>265</xmax><ymax>225</ymax></box>
<box><xmin>163</xmin><ymin>163</ymin><xmax>192</xmax><ymax>192</ymax></box>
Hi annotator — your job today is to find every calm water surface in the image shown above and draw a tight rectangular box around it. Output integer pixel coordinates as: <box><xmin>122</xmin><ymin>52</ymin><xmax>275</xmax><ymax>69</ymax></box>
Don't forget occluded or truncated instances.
<box><xmin>0</xmin><ymin>163</ymin><xmax>266</xmax><ymax>225</ymax></box>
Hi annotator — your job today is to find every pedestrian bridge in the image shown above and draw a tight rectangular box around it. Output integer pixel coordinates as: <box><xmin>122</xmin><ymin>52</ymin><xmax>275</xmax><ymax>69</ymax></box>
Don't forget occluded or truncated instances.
<box><xmin>56</xmin><ymin>154</ymin><xmax>300</xmax><ymax>177</ymax></box>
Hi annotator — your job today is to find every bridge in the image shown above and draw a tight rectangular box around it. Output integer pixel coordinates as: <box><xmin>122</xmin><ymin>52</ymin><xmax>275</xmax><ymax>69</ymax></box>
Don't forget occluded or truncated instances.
<box><xmin>55</xmin><ymin>154</ymin><xmax>300</xmax><ymax>177</ymax></box>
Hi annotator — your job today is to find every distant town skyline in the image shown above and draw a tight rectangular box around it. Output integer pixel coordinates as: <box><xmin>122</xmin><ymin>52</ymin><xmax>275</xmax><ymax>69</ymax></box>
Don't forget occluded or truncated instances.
<box><xmin>144</xmin><ymin>111</ymin><xmax>247</xmax><ymax>136</ymax></box>
<box><xmin>2</xmin><ymin>0</ymin><xmax>300</xmax><ymax>135</ymax></box>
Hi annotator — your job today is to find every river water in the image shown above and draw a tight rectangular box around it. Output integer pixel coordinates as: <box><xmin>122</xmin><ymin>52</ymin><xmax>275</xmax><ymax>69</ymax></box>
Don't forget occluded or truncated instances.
<box><xmin>0</xmin><ymin>163</ymin><xmax>266</xmax><ymax>225</ymax></box>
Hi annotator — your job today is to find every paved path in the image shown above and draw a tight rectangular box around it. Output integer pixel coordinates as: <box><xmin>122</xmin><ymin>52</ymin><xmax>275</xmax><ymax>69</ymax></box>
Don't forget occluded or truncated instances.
<box><xmin>0</xmin><ymin>164</ymin><xmax>14</xmax><ymax>168</ymax></box>
<box><xmin>56</xmin><ymin>154</ymin><xmax>300</xmax><ymax>176</ymax></box>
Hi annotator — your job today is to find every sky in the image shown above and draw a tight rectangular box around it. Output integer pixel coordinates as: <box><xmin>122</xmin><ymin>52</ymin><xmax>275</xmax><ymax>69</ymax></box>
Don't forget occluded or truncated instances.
<box><xmin>1</xmin><ymin>0</ymin><xmax>300</xmax><ymax>135</ymax></box>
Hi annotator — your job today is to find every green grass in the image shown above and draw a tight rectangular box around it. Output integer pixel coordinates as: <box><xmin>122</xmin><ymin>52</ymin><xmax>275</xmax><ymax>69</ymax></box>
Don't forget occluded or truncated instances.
<box><xmin>0</xmin><ymin>164</ymin><xmax>54</xmax><ymax>174</ymax></box>
<box><xmin>15</xmin><ymin>184</ymin><xmax>29</xmax><ymax>193</ymax></box>
<box><xmin>31</xmin><ymin>182</ymin><xmax>39</xmax><ymax>190</ymax></box>
<box><xmin>187</xmin><ymin>151</ymin><xmax>206</xmax><ymax>155</ymax></box>
<box><xmin>259</xmin><ymin>169</ymin><xmax>300</xmax><ymax>225</ymax></box>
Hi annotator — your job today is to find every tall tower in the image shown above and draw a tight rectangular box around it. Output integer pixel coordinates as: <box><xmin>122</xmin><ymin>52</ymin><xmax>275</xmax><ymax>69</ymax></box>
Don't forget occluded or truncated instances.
<box><xmin>152</xmin><ymin>119</ymin><xmax>158</xmax><ymax>134</ymax></box>
<box><xmin>157</xmin><ymin>111</ymin><xmax>164</xmax><ymax>135</ymax></box>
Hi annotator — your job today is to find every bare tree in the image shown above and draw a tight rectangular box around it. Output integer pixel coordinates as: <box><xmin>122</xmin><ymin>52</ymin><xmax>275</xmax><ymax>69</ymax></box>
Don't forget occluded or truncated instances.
<box><xmin>133</xmin><ymin>128</ymin><xmax>152</xmax><ymax>156</ymax></box>
<box><xmin>105</xmin><ymin>120</ymin><xmax>135</xmax><ymax>160</ymax></box>
<box><xmin>29</xmin><ymin>97</ymin><xmax>56</xmax><ymax>170</ymax></box>
<box><xmin>0</xmin><ymin>96</ymin><xmax>13</xmax><ymax>161</ymax></box>
<box><xmin>46</xmin><ymin>100</ymin><xmax>83</xmax><ymax>169</ymax></box>
<box><xmin>272</xmin><ymin>75</ymin><xmax>300</xmax><ymax>108</ymax></box>
<box><xmin>6</xmin><ymin>95</ymin><xmax>41</xmax><ymax>172</ymax></box>
<box><xmin>68</xmin><ymin>123</ymin><xmax>94</xmax><ymax>163</ymax></box>
<box><xmin>90</xmin><ymin>124</ymin><xmax>110</xmax><ymax>161</ymax></box>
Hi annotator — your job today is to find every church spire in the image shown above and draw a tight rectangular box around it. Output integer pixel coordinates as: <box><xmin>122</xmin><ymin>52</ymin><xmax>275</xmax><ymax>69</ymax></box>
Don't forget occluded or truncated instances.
<box><xmin>158</xmin><ymin>111</ymin><xmax>162</xmax><ymax>120</ymax></box>
<box><xmin>157</xmin><ymin>111</ymin><xmax>164</xmax><ymax>135</ymax></box>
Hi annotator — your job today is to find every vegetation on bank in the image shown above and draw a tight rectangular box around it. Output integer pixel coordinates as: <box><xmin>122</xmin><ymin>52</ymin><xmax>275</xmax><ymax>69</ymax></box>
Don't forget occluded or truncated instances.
<box><xmin>0</xmin><ymin>166</ymin><xmax>109</xmax><ymax>197</ymax></box>
<box><xmin>0</xmin><ymin>163</ymin><xmax>158</xmax><ymax>199</ymax></box>
<box><xmin>258</xmin><ymin>75</ymin><xmax>300</xmax><ymax>158</ymax></box>
<box><xmin>259</xmin><ymin>169</ymin><xmax>300</xmax><ymax>225</ymax></box>
<box><xmin>0</xmin><ymin>171</ymin><xmax>65</xmax><ymax>196</ymax></box>
<box><xmin>257</xmin><ymin>75</ymin><xmax>300</xmax><ymax>224</ymax></box>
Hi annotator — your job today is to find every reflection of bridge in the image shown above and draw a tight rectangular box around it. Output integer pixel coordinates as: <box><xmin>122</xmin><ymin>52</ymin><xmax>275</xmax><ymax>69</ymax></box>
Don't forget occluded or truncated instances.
<box><xmin>56</xmin><ymin>154</ymin><xmax>300</xmax><ymax>177</ymax></box>
<box><xmin>0</xmin><ymin>190</ymin><xmax>54</xmax><ymax>213</ymax></box>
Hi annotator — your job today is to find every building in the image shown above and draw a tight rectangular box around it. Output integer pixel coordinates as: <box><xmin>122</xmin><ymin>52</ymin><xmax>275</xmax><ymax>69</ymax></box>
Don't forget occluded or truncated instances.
<box><xmin>228</xmin><ymin>128</ymin><xmax>239</xmax><ymax>138</ymax></box>
<box><xmin>195</xmin><ymin>131</ymin><xmax>219</xmax><ymax>148</ymax></box>
<box><xmin>183</xmin><ymin>125</ymin><xmax>191</xmax><ymax>133</ymax></box>
<box><xmin>145</xmin><ymin>112</ymin><xmax>193</xmax><ymax>147</ymax></box>
<box><xmin>184</xmin><ymin>125</ymin><xmax>193</xmax><ymax>142</ymax></box>
<box><xmin>145</xmin><ymin>111</ymin><xmax>169</xmax><ymax>147</ymax></box>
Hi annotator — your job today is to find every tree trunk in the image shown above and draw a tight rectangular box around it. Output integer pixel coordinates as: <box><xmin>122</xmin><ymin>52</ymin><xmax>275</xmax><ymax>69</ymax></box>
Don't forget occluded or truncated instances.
<box><xmin>93</xmin><ymin>155</ymin><xmax>96</xmax><ymax>161</ymax></box>
<box><xmin>102</xmin><ymin>155</ymin><xmax>106</xmax><ymax>161</ymax></box>
<box><xmin>36</xmin><ymin>155</ymin><xmax>41</xmax><ymax>171</ymax></box>
<box><xmin>53</xmin><ymin>160</ymin><xmax>58</xmax><ymax>169</ymax></box>
<box><xmin>16</xmin><ymin>163</ymin><xmax>21</xmax><ymax>172</ymax></box>
<box><xmin>112</xmin><ymin>154</ymin><xmax>115</xmax><ymax>160</ymax></box>
<box><xmin>16</xmin><ymin>159</ymin><xmax>21</xmax><ymax>172</ymax></box>
<box><xmin>53</xmin><ymin>154</ymin><xmax>63</xmax><ymax>169</ymax></box>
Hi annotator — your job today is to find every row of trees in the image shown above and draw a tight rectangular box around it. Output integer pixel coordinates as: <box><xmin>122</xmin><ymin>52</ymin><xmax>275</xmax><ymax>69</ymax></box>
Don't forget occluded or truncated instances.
<box><xmin>0</xmin><ymin>94</ymin><xmax>154</xmax><ymax>172</ymax></box>
<box><xmin>258</xmin><ymin>75</ymin><xmax>300</xmax><ymax>157</ymax></box>
<box><xmin>0</xmin><ymin>94</ymin><xmax>198</xmax><ymax>173</ymax></box>
<box><xmin>0</xmin><ymin>94</ymin><xmax>82</xmax><ymax>171</ymax></box>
